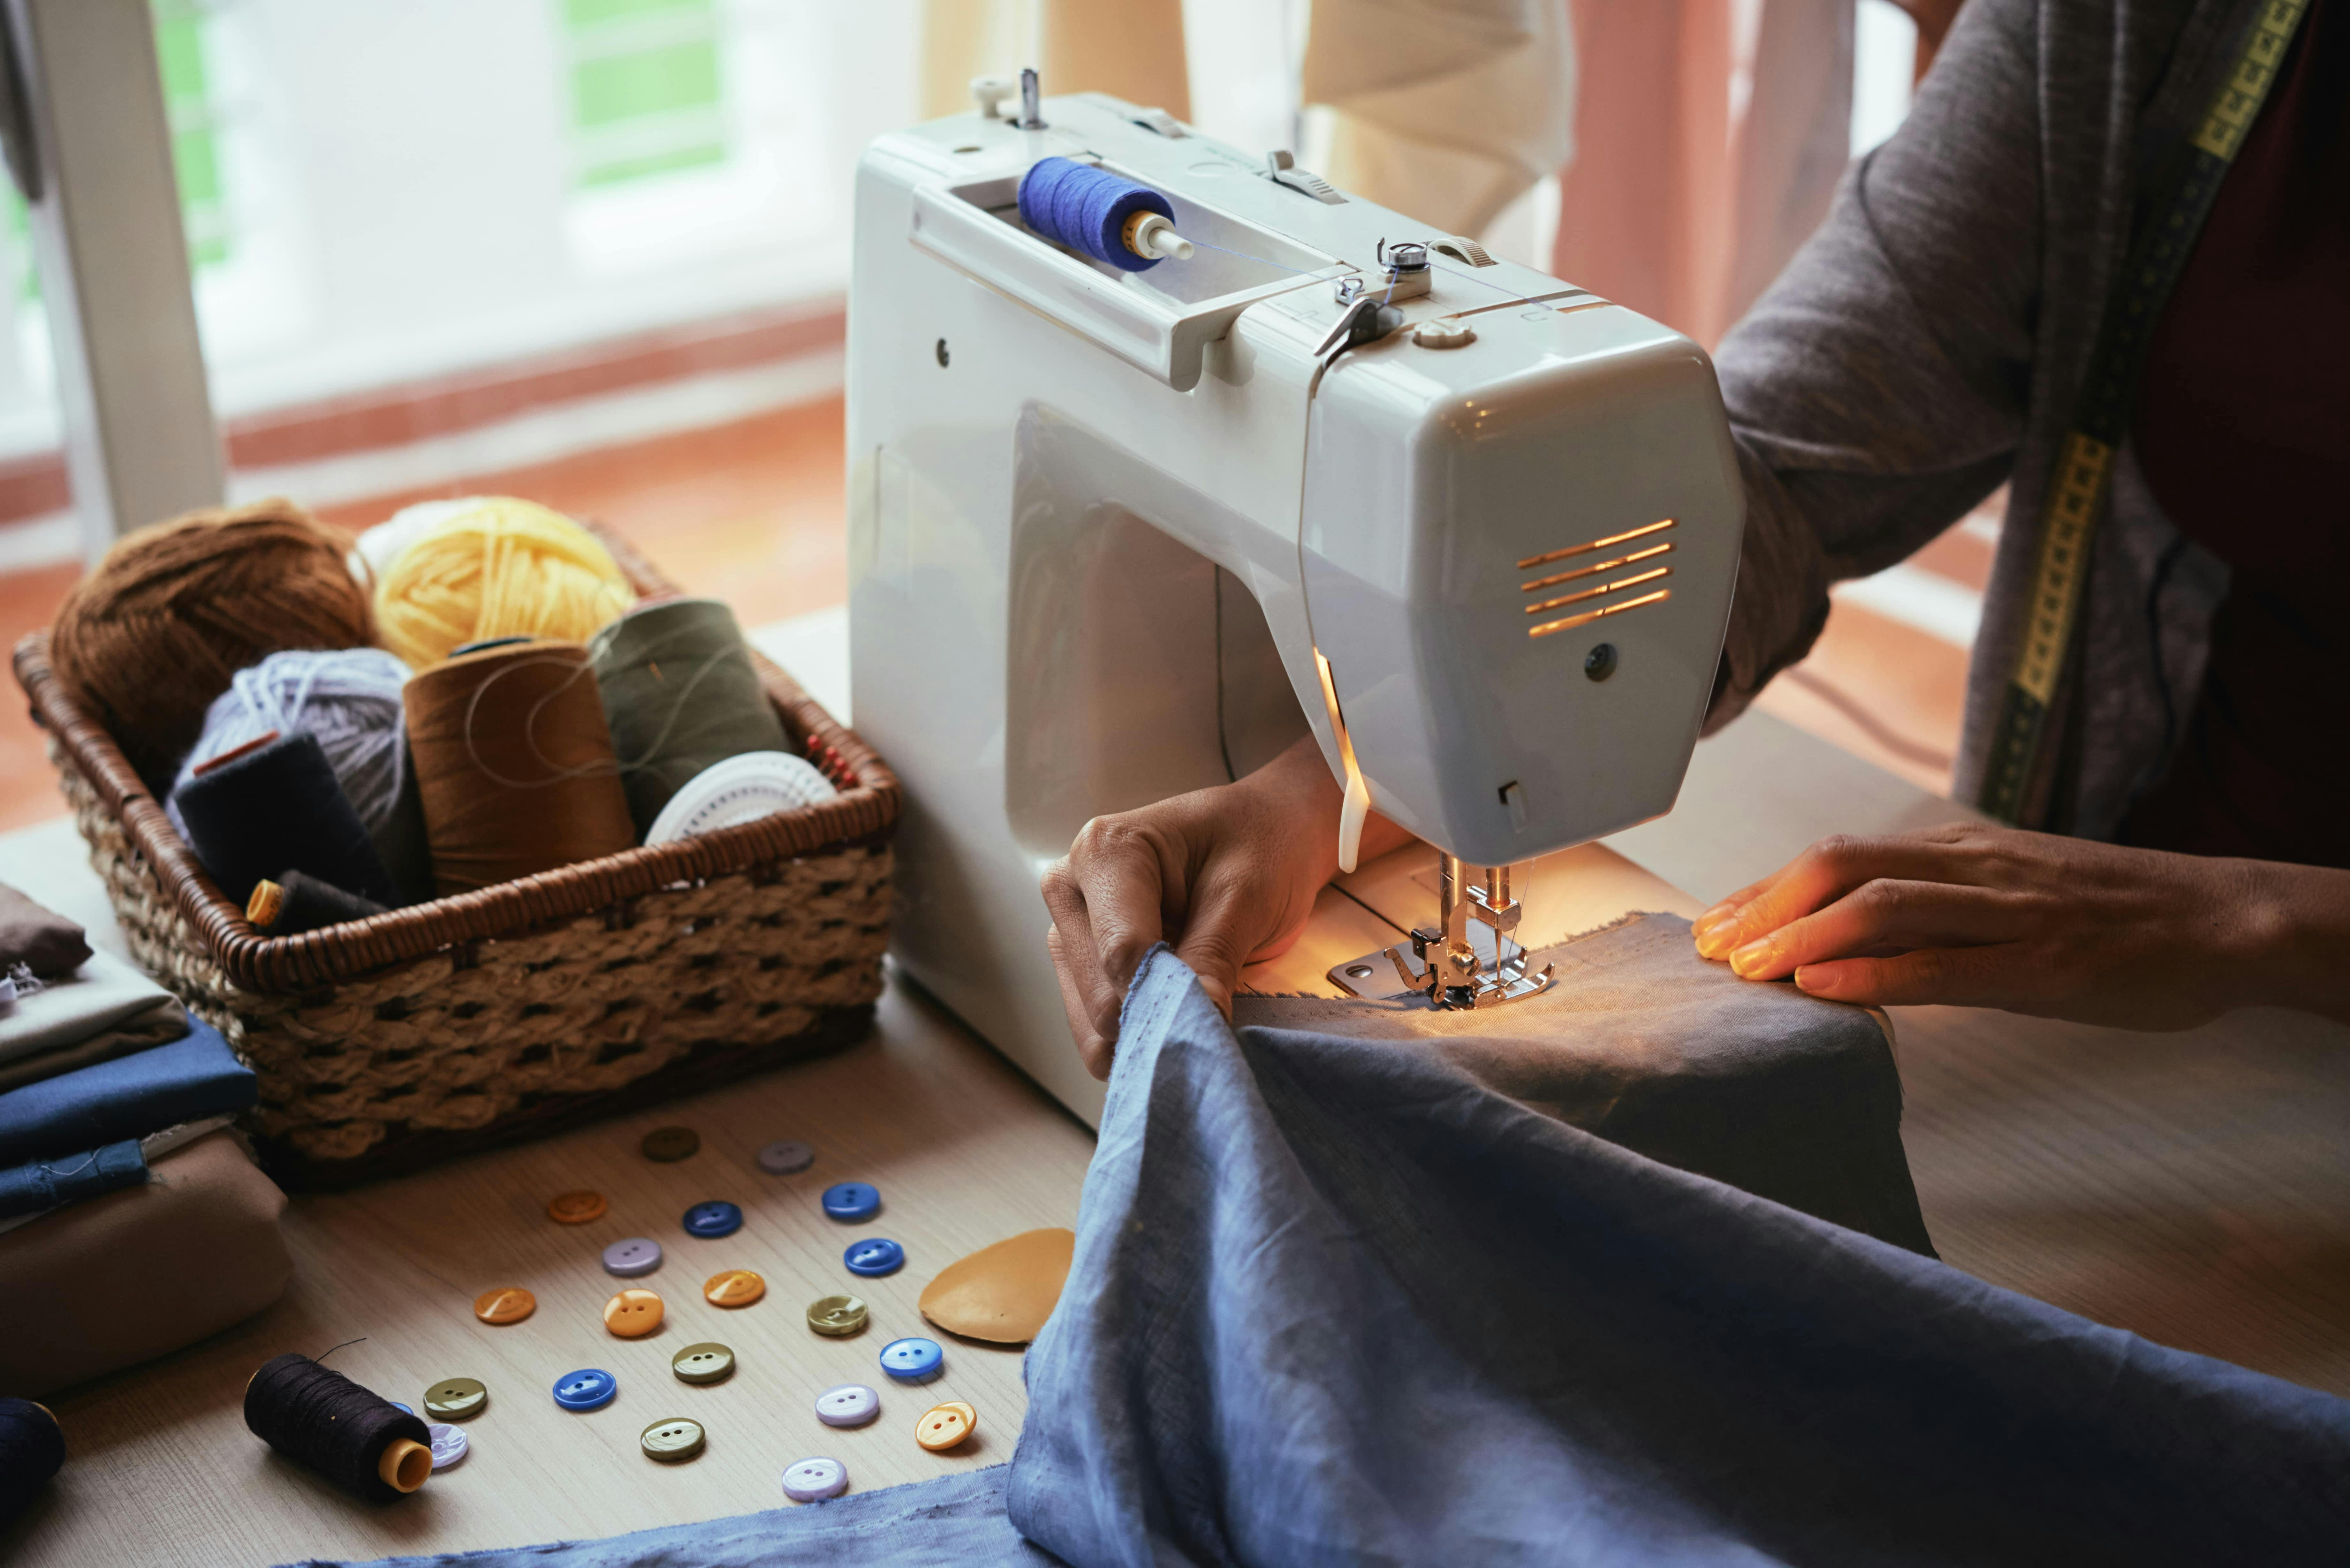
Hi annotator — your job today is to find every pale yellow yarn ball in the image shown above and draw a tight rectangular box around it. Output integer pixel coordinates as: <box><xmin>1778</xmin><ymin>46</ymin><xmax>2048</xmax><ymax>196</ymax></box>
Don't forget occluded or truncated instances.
<box><xmin>372</xmin><ymin>497</ymin><xmax>634</xmax><ymax>668</ymax></box>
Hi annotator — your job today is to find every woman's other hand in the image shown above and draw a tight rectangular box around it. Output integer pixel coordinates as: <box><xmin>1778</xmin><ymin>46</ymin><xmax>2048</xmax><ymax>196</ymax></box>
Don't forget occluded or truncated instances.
<box><xmin>1691</xmin><ymin>821</ymin><xmax>2350</xmax><ymax>1029</ymax></box>
<box><xmin>1040</xmin><ymin>736</ymin><xmax>1411</xmax><ymax>1080</ymax></box>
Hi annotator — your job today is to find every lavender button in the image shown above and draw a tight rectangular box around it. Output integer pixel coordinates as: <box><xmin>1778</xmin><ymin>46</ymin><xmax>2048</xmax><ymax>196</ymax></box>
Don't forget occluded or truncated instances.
<box><xmin>603</xmin><ymin>1236</ymin><xmax>662</xmax><ymax>1277</ymax></box>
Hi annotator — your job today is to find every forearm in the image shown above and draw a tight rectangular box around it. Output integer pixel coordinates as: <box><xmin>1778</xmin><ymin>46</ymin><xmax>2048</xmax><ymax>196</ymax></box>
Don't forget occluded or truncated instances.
<box><xmin>2237</xmin><ymin>861</ymin><xmax>2350</xmax><ymax>1024</ymax></box>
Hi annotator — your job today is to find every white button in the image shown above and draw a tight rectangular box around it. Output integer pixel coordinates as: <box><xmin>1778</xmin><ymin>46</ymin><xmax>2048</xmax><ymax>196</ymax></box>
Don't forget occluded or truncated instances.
<box><xmin>427</xmin><ymin>1422</ymin><xmax>468</xmax><ymax>1470</ymax></box>
<box><xmin>603</xmin><ymin>1237</ymin><xmax>662</xmax><ymax>1277</ymax></box>
<box><xmin>782</xmin><ymin>1456</ymin><xmax>848</xmax><ymax>1502</ymax></box>
<box><xmin>757</xmin><ymin>1139</ymin><xmax>814</xmax><ymax>1175</ymax></box>
<box><xmin>815</xmin><ymin>1383</ymin><xmax>880</xmax><ymax>1428</ymax></box>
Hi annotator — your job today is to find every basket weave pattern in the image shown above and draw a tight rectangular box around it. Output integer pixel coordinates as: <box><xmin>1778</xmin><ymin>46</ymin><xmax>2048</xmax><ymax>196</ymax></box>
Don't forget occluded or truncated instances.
<box><xmin>56</xmin><ymin>747</ymin><xmax>888</xmax><ymax>1163</ymax></box>
<box><xmin>16</xmin><ymin>524</ymin><xmax>900</xmax><ymax>1184</ymax></box>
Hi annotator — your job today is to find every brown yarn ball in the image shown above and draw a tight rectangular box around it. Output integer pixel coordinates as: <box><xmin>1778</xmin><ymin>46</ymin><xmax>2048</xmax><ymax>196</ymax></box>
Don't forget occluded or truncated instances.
<box><xmin>49</xmin><ymin>498</ymin><xmax>377</xmax><ymax>790</ymax></box>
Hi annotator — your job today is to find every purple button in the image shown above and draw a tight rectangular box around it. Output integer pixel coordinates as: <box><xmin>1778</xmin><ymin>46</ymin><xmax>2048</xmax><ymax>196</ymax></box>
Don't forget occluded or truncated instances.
<box><xmin>782</xmin><ymin>1456</ymin><xmax>848</xmax><ymax>1502</ymax></box>
<box><xmin>602</xmin><ymin>1237</ymin><xmax>662</xmax><ymax>1277</ymax></box>
<box><xmin>815</xmin><ymin>1383</ymin><xmax>880</xmax><ymax>1428</ymax></box>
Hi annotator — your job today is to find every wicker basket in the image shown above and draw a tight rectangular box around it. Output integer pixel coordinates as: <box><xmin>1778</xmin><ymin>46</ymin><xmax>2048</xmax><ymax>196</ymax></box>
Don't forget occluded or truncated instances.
<box><xmin>11</xmin><ymin>523</ymin><xmax>898</xmax><ymax>1188</ymax></box>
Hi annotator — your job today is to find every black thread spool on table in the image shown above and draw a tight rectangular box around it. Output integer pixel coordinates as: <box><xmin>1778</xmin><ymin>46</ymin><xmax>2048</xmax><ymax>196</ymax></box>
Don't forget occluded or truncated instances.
<box><xmin>0</xmin><ymin>1398</ymin><xmax>63</xmax><ymax>1529</ymax></box>
<box><xmin>245</xmin><ymin>1353</ymin><xmax>430</xmax><ymax>1502</ymax></box>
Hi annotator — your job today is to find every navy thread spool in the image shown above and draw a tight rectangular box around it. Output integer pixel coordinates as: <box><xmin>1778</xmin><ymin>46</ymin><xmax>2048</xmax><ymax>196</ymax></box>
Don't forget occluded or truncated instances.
<box><xmin>245</xmin><ymin>1353</ymin><xmax>431</xmax><ymax>1503</ymax></box>
<box><xmin>173</xmin><ymin>731</ymin><xmax>396</xmax><ymax>909</ymax></box>
<box><xmin>248</xmin><ymin>871</ymin><xmax>390</xmax><ymax>935</ymax></box>
<box><xmin>588</xmin><ymin>596</ymin><xmax>789</xmax><ymax>837</ymax></box>
<box><xmin>0</xmin><ymin>1398</ymin><xmax>63</xmax><ymax>1530</ymax></box>
<box><xmin>1017</xmin><ymin>156</ymin><xmax>1176</xmax><ymax>272</ymax></box>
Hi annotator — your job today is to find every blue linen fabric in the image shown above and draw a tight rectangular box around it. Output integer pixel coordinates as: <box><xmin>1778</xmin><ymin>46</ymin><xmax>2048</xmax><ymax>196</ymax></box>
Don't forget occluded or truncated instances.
<box><xmin>277</xmin><ymin>1467</ymin><xmax>1058</xmax><ymax>1567</ymax></box>
<box><xmin>1006</xmin><ymin>943</ymin><xmax>2350</xmax><ymax>1565</ymax></box>
<box><xmin>0</xmin><ymin>1018</ymin><xmax>254</xmax><ymax>1167</ymax></box>
<box><xmin>0</xmin><ymin>1136</ymin><xmax>144</xmax><ymax>1219</ymax></box>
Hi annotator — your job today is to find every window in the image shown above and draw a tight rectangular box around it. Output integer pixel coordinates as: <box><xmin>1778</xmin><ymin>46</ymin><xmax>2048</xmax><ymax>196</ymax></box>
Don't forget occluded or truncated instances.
<box><xmin>152</xmin><ymin>0</ymin><xmax>231</xmax><ymax>267</ymax></box>
<box><xmin>560</xmin><ymin>0</ymin><xmax>729</xmax><ymax>190</ymax></box>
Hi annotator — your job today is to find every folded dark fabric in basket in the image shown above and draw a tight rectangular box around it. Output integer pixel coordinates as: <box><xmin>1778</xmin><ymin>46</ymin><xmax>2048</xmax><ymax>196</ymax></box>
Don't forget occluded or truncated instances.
<box><xmin>0</xmin><ymin>1129</ymin><xmax>290</xmax><ymax>1398</ymax></box>
<box><xmin>0</xmin><ymin>1018</ymin><xmax>254</xmax><ymax>1166</ymax></box>
<box><xmin>0</xmin><ymin>882</ymin><xmax>90</xmax><ymax>978</ymax></box>
<box><xmin>1237</xmin><ymin>912</ymin><xmax>1931</xmax><ymax>1252</ymax></box>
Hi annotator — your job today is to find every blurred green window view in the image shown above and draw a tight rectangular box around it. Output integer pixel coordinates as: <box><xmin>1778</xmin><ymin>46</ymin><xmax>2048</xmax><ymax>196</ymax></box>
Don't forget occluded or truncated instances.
<box><xmin>562</xmin><ymin>0</ymin><xmax>729</xmax><ymax>189</ymax></box>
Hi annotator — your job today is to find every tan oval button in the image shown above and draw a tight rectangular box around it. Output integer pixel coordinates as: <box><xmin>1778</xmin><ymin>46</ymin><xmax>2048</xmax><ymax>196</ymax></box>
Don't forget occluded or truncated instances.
<box><xmin>423</xmin><ymin>1377</ymin><xmax>487</xmax><ymax>1420</ymax></box>
<box><xmin>916</xmin><ymin>1400</ymin><xmax>976</xmax><ymax>1451</ymax></box>
<box><xmin>703</xmin><ymin>1269</ymin><xmax>765</xmax><ymax>1309</ymax></box>
<box><xmin>473</xmin><ymin>1286</ymin><xmax>536</xmax><ymax>1325</ymax></box>
<box><xmin>641</xmin><ymin>1126</ymin><xmax>700</xmax><ymax>1163</ymax></box>
<box><xmin>671</xmin><ymin>1341</ymin><xmax>734</xmax><ymax>1384</ymax></box>
<box><xmin>639</xmin><ymin>1416</ymin><xmax>706</xmax><ymax>1462</ymax></box>
<box><xmin>603</xmin><ymin>1287</ymin><xmax>664</xmax><ymax>1338</ymax></box>
<box><xmin>547</xmin><ymin>1189</ymin><xmax>607</xmax><ymax>1224</ymax></box>
<box><xmin>807</xmin><ymin>1294</ymin><xmax>868</xmax><ymax>1337</ymax></box>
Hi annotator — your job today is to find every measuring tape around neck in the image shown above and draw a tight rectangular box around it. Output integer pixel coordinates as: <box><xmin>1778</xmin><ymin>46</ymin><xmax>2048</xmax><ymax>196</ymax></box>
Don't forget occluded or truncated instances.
<box><xmin>1977</xmin><ymin>0</ymin><xmax>2313</xmax><ymax>822</ymax></box>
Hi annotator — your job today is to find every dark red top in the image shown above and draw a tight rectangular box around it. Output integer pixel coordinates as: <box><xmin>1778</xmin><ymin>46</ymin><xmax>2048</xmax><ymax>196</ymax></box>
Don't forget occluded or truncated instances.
<box><xmin>2120</xmin><ymin>0</ymin><xmax>2350</xmax><ymax>867</ymax></box>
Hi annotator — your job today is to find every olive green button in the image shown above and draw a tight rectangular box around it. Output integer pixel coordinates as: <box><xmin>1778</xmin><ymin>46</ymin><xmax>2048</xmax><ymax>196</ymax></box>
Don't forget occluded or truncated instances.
<box><xmin>807</xmin><ymin>1294</ymin><xmax>868</xmax><ymax>1337</ymax></box>
<box><xmin>671</xmin><ymin>1341</ymin><xmax>735</xmax><ymax>1384</ymax></box>
<box><xmin>639</xmin><ymin>1416</ymin><xmax>706</xmax><ymax>1462</ymax></box>
<box><xmin>641</xmin><ymin>1126</ymin><xmax>700</xmax><ymax>1163</ymax></box>
<box><xmin>423</xmin><ymin>1377</ymin><xmax>487</xmax><ymax>1420</ymax></box>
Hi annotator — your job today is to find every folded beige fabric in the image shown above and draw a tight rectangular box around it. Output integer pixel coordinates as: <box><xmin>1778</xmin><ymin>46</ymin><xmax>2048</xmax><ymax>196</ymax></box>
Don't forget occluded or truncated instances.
<box><xmin>0</xmin><ymin>947</ymin><xmax>182</xmax><ymax>1070</ymax></box>
<box><xmin>0</xmin><ymin>996</ymin><xmax>189</xmax><ymax>1095</ymax></box>
<box><xmin>0</xmin><ymin>1130</ymin><xmax>291</xmax><ymax>1397</ymax></box>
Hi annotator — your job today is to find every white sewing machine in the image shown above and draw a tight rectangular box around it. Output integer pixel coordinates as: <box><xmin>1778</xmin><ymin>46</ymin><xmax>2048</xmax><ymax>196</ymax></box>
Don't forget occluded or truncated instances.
<box><xmin>848</xmin><ymin>78</ymin><xmax>1743</xmax><ymax>1121</ymax></box>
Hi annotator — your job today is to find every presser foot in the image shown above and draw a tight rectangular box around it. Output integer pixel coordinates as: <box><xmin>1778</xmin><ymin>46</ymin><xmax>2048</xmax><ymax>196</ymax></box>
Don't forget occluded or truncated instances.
<box><xmin>1325</xmin><ymin>855</ymin><xmax>1555</xmax><ymax>1009</ymax></box>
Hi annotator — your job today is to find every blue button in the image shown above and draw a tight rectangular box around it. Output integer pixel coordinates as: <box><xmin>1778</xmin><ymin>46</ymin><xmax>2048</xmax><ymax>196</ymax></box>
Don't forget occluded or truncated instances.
<box><xmin>879</xmin><ymin>1337</ymin><xmax>942</xmax><ymax>1382</ymax></box>
<box><xmin>822</xmin><ymin>1182</ymin><xmax>880</xmax><ymax>1222</ymax></box>
<box><xmin>390</xmin><ymin>1402</ymin><xmax>413</xmax><ymax>1415</ymax></box>
<box><xmin>552</xmin><ymin>1368</ymin><xmax>618</xmax><ymax>1412</ymax></box>
<box><xmin>682</xmin><ymin>1200</ymin><xmax>743</xmax><ymax>1238</ymax></box>
<box><xmin>844</xmin><ymin>1238</ymin><xmax>904</xmax><ymax>1277</ymax></box>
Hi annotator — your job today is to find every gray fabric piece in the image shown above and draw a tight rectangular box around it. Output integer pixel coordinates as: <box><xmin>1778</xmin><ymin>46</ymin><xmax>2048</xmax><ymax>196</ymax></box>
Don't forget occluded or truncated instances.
<box><xmin>0</xmin><ymin>947</ymin><xmax>181</xmax><ymax>1068</ymax></box>
<box><xmin>279</xmin><ymin>1467</ymin><xmax>1056</xmax><ymax>1568</ymax></box>
<box><xmin>1710</xmin><ymin>0</ymin><xmax>2247</xmax><ymax>830</ymax></box>
<box><xmin>1237</xmin><ymin>913</ymin><xmax>1931</xmax><ymax>1253</ymax></box>
<box><xmin>1008</xmin><ymin>942</ymin><xmax>2350</xmax><ymax>1565</ymax></box>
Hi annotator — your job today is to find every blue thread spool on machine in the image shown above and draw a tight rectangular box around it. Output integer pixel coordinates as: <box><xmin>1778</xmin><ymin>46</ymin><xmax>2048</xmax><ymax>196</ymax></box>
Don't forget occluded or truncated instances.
<box><xmin>1016</xmin><ymin>156</ymin><xmax>1195</xmax><ymax>271</ymax></box>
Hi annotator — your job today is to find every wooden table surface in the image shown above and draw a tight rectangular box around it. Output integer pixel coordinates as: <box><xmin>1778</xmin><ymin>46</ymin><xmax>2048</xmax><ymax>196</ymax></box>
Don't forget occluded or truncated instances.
<box><xmin>6</xmin><ymin>969</ymin><xmax>1096</xmax><ymax>1567</ymax></box>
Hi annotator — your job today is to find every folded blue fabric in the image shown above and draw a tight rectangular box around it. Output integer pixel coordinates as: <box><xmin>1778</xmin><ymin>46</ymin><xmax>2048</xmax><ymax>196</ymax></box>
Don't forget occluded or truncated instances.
<box><xmin>0</xmin><ymin>1137</ymin><xmax>144</xmax><ymax>1219</ymax></box>
<box><xmin>0</xmin><ymin>1018</ymin><xmax>253</xmax><ymax>1168</ymax></box>
<box><xmin>276</xmin><ymin>1467</ymin><xmax>1053</xmax><ymax>1567</ymax></box>
<box><xmin>1005</xmin><ymin>944</ymin><xmax>2350</xmax><ymax>1565</ymax></box>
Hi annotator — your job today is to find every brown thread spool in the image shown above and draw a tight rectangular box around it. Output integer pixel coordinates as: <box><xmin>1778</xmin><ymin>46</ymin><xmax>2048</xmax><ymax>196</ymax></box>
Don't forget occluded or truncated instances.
<box><xmin>49</xmin><ymin>499</ymin><xmax>375</xmax><ymax>789</ymax></box>
<box><xmin>405</xmin><ymin>639</ymin><xmax>637</xmax><ymax>896</ymax></box>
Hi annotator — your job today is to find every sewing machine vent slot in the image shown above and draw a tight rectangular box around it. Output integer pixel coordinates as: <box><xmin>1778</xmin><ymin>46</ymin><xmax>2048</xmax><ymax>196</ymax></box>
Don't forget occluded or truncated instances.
<box><xmin>1520</xmin><ymin>519</ymin><xmax>1675</xmax><ymax>639</ymax></box>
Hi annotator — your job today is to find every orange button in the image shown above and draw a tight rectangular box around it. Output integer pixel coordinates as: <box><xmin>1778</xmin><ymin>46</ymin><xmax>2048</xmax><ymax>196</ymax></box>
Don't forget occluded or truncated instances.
<box><xmin>703</xmin><ymin>1269</ymin><xmax>766</xmax><ymax>1309</ymax></box>
<box><xmin>474</xmin><ymin>1286</ymin><xmax>536</xmax><ymax>1325</ymax></box>
<box><xmin>548</xmin><ymin>1190</ymin><xmax>608</xmax><ymax>1225</ymax></box>
<box><xmin>604</xmin><ymin>1288</ymin><xmax>665</xmax><ymax>1338</ymax></box>
<box><xmin>916</xmin><ymin>1400</ymin><xmax>976</xmax><ymax>1451</ymax></box>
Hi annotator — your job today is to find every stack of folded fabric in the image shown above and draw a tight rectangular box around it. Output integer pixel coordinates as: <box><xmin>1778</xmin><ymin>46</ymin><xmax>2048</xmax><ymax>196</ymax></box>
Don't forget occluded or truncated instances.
<box><xmin>0</xmin><ymin>882</ymin><xmax>292</xmax><ymax>1397</ymax></box>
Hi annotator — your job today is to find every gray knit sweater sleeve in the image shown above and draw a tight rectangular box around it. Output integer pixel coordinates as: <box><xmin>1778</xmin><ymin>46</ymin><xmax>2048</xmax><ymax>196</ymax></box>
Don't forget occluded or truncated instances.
<box><xmin>1705</xmin><ymin>0</ymin><xmax>2046</xmax><ymax>726</ymax></box>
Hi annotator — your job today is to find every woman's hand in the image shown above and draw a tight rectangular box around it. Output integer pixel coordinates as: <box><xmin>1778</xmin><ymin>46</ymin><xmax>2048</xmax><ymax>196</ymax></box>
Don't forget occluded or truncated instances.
<box><xmin>1691</xmin><ymin>821</ymin><xmax>2350</xmax><ymax>1029</ymax></box>
<box><xmin>1040</xmin><ymin>735</ymin><xmax>1409</xmax><ymax>1080</ymax></box>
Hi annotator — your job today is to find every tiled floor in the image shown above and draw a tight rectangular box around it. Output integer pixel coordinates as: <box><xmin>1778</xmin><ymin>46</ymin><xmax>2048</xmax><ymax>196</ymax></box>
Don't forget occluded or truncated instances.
<box><xmin>0</xmin><ymin>390</ymin><xmax>1987</xmax><ymax>838</ymax></box>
